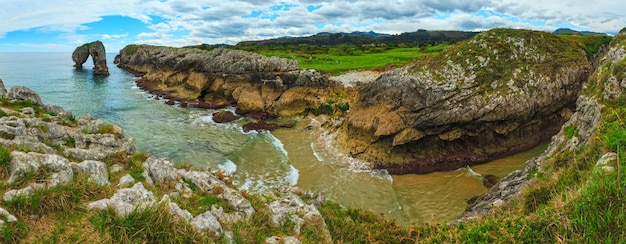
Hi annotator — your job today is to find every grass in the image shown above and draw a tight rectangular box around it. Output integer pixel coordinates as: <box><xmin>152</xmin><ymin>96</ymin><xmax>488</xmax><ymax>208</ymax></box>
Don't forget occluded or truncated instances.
<box><xmin>248</xmin><ymin>45</ymin><xmax>447</xmax><ymax>75</ymax></box>
<box><xmin>89</xmin><ymin>203</ymin><xmax>208</xmax><ymax>243</ymax></box>
<box><xmin>563</xmin><ymin>125</ymin><xmax>579</xmax><ymax>140</ymax></box>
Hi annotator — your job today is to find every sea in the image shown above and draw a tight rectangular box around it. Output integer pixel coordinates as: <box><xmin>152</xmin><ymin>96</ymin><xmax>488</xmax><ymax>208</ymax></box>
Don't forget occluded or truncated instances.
<box><xmin>0</xmin><ymin>52</ymin><xmax>546</xmax><ymax>226</ymax></box>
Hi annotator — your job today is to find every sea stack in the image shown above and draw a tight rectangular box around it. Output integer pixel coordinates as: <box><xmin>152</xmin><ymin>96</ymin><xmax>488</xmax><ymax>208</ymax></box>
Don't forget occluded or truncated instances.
<box><xmin>72</xmin><ymin>40</ymin><xmax>110</xmax><ymax>76</ymax></box>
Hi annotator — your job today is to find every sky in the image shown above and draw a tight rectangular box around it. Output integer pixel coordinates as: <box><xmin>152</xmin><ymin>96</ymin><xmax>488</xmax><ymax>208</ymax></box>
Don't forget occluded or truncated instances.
<box><xmin>0</xmin><ymin>0</ymin><xmax>624</xmax><ymax>52</ymax></box>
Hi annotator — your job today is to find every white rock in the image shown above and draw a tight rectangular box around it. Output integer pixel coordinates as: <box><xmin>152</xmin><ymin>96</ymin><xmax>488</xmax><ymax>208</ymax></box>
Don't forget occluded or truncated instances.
<box><xmin>110</xmin><ymin>164</ymin><xmax>123</xmax><ymax>174</ymax></box>
<box><xmin>191</xmin><ymin>211</ymin><xmax>222</xmax><ymax>236</ymax></box>
<box><xmin>142</xmin><ymin>157</ymin><xmax>178</xmax><ymax>185</ymax></box>
<box><xmin>3</xmin><ymin>186</ymin><xmax>35</xmax><ymax>202</ymax></box>
<box><xmin>72</xmin><ymin>160</ymin><xmax>109</xmax><ymax>186</ymax></box>
<box><xmin>117</xmin><ymin>174</ymin><xmax>135</xmax><ymax>187</ymax></box>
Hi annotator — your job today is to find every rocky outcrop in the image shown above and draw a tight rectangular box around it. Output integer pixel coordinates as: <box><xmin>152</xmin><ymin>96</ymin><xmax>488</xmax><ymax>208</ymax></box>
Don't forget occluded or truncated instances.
<box><xmin>212</xmin><ymin>110</ymin><xmax>240</xmax><ymax>123</ymax></box>
<box><xmin>72</xmin><ymin>41</ymin><xmax>110</xmax><ymax>76</ymax></box>
<box><xmin>115</xmin><ymin>45</ymin><xmax>340</xmax><ymax>117</ymax></box>
<box><xmin>460</xmin><ymin>28</ymin><xmax>626</xmax><ymax>221</ymax></box>
<box><xmin>335</xmin><ymin>29</ymin><xmax>594</xmax><ymax>174</ymax></box>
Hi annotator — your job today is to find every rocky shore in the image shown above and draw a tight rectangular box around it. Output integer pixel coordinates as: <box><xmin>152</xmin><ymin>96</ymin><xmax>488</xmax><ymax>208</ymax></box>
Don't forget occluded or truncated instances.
<box><xmin>0</xmin><ymin>79</ymin><xmax>335</xmax><ymax>243</ymax></box>
<box><xmin>114</xmin><ymin>29</ymin><xmax>604</xmax><ymax>176</ymax></box>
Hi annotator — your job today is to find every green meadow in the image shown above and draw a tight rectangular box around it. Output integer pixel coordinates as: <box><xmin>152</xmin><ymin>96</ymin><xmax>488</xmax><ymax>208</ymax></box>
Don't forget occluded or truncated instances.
<box><xmin>239</xmin><ymin>44</ymin><xmax>448</xmax><ymax>75</ymax></box>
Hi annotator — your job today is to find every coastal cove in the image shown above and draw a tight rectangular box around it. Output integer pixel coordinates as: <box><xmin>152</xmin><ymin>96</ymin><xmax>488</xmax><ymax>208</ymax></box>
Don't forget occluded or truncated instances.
<box><xmin>0</xmin><ymin>52</ymin><xmax>545</xmax><ymax>225</ymax></box>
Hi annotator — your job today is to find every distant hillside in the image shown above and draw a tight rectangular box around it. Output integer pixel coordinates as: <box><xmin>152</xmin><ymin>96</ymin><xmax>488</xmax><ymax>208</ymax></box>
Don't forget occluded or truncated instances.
<box><xmin>553</xmin><ymin>28</ymin><xmax>607</xmax><ymax>36</ymax></box>
<box><xmin>236</xmin><ymin>30</ymin><xmax>479</xmax><ymax>47</ymax></box>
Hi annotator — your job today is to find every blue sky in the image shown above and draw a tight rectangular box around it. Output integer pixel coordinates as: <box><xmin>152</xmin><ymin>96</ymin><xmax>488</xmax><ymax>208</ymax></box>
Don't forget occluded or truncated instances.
<box><xmin>1</xmin><ymin>0</ymin><xmax>624</xmax><ymax>52</ymax></box>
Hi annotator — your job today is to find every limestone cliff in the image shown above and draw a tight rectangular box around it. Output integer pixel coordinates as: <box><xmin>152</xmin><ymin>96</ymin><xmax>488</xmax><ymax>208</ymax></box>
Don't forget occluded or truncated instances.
<box><xmin>72</xmin><ymin>41</ymin><xmax>110</xmax><ymax>76</ymax></box>
<box><xmin>460</xmin><ymin>27</ymin><xmax>626</xmax><ymax>221</ymax></box>
<box><xmin>114</xmin><ymin>45</ymin><xmax>340</xmax><ymax>117</ymax></box>
<box><xmin>336</xmin><ymin>29</ymin><xmax>594</xmax><ymax>174</ymax></box>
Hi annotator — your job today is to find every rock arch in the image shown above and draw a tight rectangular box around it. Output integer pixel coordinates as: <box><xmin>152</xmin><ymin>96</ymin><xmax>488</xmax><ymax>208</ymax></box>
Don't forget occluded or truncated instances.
<box><xmin>72</xmin><ymin>41</ymin><xmax>110</xmax><ymax>76</ymax></box>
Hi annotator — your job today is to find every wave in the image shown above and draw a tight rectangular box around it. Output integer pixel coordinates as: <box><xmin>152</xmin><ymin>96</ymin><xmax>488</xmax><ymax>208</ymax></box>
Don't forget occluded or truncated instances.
<box><xmin>264</xmin><ymin>132</ymin><xmax>288</xmax><ymax>157</ymax></box>
<box><xmin>311</xmin><ymin>142</ymin><xmax>324</xmax><ymax>162</ymax></box>
<box><xmin>215</xmin><ymin>159</ymin><xmax>238</xmax><ymax>175</ymax></box>
<box><xmin>315</xmin><ymin>130</ymin><xmax>393</xmax><ymax>183</ymax></box>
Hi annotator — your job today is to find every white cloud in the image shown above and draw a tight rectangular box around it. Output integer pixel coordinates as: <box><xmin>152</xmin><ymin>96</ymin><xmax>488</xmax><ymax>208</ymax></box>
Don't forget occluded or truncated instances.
<box><xmin>1</xmin><ymin>0</ymin><xmax>624</xmax><ymax>51</ymax></box>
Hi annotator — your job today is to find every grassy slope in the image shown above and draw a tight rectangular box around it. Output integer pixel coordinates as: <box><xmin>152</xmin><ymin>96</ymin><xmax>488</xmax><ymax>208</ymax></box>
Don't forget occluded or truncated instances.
<box><xmin>237</xmin><ymin>45</ymin><xmax>447</xmax><ymax>75</ymax></box>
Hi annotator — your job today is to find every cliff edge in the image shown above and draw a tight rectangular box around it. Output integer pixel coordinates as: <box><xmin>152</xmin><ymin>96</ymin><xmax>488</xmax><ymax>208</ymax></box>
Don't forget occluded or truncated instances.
<box><xmin>335</xmin><ymin>29</ymin><xmax>594</xmax><ymax>174</ymax></box>
<box><xmin>114</xmin><ymin>45</ymin><xmax>341</xmax><ymax>118</ymax></box>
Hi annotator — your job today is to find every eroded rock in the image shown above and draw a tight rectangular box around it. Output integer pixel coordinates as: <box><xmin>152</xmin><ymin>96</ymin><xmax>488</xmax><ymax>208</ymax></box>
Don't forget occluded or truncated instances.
<box><xmin>72</xmin><ymin>41</ymin><xmax>110</xmax><ymax>76</ymax></box>
<box><xmin>336</xmin><ymin>29</ymin><xmax>593</xmax><ymax>174</ymax></box>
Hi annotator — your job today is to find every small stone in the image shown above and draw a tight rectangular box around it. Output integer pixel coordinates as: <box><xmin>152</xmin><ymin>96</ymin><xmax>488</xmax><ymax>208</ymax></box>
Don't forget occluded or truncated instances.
<box><xmin>117</xmin><ymin>174</ymin><xmax>135</xmax><ymax>187</ymax></box>
<box><xmin>110</xmin><ymin>164</ymin><xmax>123</xmax><ymax>174</ymax></box>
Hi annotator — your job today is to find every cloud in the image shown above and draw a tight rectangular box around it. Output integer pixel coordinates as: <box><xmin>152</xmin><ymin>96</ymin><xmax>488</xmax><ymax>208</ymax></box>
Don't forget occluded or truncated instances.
<box><xmin>1</xmin><ymin>0</ymin><xmax>625</xmax><ymax>52</ymax></box>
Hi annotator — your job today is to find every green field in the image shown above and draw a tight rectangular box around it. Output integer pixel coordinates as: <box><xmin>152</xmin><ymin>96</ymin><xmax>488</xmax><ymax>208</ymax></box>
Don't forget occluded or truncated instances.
<box><xmin>240</xmin><ymin>45</ymin><xmax>448</xmax><ymax>75</ymax></box>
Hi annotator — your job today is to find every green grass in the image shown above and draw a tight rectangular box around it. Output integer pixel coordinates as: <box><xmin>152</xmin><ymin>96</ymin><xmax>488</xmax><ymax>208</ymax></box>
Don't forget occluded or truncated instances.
<box><xmin>563</xmin><ymin>125</ymin><xmax>579</xmax><ymax>140</ymax></box>
<box><xmin>251</xmin><ymin>45</ymin><xmax>447</xmax><ymax>75</ymax></box>
<box><xmin>89</xmin><ymin>204</ymin><xmax>207</xmax><ymax>243</ymax></box>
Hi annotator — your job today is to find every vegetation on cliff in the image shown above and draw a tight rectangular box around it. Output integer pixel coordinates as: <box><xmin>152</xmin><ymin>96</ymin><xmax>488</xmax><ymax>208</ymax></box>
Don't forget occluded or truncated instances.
<box><xmin>336</xmin><ymin>28</ymin><xmax>606</xmax><ymax>174</ymax></box>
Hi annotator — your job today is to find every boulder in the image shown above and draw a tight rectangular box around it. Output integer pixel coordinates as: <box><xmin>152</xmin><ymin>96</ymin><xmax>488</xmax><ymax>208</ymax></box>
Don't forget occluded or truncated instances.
<box><xmin>268</xmin><ymin>187</ymin><xmax>329</xmax><ymax>240</ymax></box>
<box><xmin>142</xmin><ymin>156</ymin><xmax>179</xmax><ymax>185</ymax></box>
<box><xmin>72</xmin><ymin>160</ymin><xmax>110</xmax><ymax>186</ymax></box>
<box><xmin>7</xmin><ymin>151</ymin><xmax>73</xmax><ymax>187</ymax></box>
<box><xmin>212</xmin><ymin>110</ymin><xmax>240</xmax><ymax>123</ymax></box>
<box><xmin>191</xmin><ymin>211</ymin><xmax>222</xmax><ymax>236</ymax></box>
<box><xmin>8</xmin><ymin>86</ymin><xmax>43</xmax><ymax>106</ymax></box>
<box><xmin>87</xmin><ymin>182</ymin><xmax>157</xmax><ymax>216</ymax></box>
<box><xmin>72</xmin><ymin>41</ymin><xmax>110</xmax><ymax>76</ymax></box>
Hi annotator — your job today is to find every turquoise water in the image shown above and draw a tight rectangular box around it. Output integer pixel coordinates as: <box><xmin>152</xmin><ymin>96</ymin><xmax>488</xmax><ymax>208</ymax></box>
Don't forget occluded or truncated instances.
<box><xmin>0</xmin><ymin>52</ymin><xmax>545</xmax><ymax>225</ymax></box>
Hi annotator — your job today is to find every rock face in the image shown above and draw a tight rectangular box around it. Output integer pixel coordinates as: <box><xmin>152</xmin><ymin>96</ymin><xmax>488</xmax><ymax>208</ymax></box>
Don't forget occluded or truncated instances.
<box><xmin>461</xmin><ymin>28</ymin><xmax>626</xmax><ymax>221</ymax></box>
<box><xmin>115</xmin><ymin>46</ymin><xmax>340</xmax><ymax>117</ymax></box>
<box><xmin>72</xmin><ymin>41</ymin><xmax>110</xmax><ymax>76</ymax></box>
<box><xmin>335</xmin><ymin>29</ymin><xmax>593</xmax><ymax>174</ymax></box>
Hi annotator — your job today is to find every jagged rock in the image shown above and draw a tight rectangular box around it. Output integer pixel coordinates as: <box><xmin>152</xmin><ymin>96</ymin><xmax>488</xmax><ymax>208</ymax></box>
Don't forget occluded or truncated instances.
<box><xmin>268</xmin><ymin>188</ymin><xmax>329</xmax><ymax>239</ymax></box>
<box><xmin>191</xmin><ymin>211</ymin><xmax>222</xmax><ymax>236</ymax></box>
<box><xmin>44</xmin><ymin>104</ymin><xmax>73</xmax><ymax>120</ymax></box>
<box><xmin>116</xmin><ymin>45</ymin><xmax>339</xmax><ymax>117</ymax></box>
<box><xmin>72</xmin><ymin>160</ymin><xmax>109</xmax><ymax>186</ymax></box>
<box><xmin>72</xmin><ymin>41</ymin><xmax>110</xmax><ymax>76</ymax></box>
<box><xmin>210</xmin><ymin>205</ymin><xmax>244</xmax><ymax>224</ymax></box>
<box><xmin>64</xmin><ymin>133</ymin><xmax>136</xmax><ymax>161</ymax></box>
<box><xmin>88</xmin><ymin>182</ymin><xmax>156</xmax><ymax>216</ymax></box>
<box><xmin>0</xmin><ymin>79</ymin><xmax>8</xmax><ymax>98</ymax></box>
<box><xmin>160</xmin><ymin>195</ymin><xmax>193</xmax><ymax>222</ymax></box>
<box><xmin>179</xmin><ymin>170</ymin><xmax>255</xmax><ymax>217</ymax></box>
<box><xmin>142</xmin><ymin>156</ymin><xmax>179</xmax><ymax>184</ymax></box>
<box><xmin>8</xmin><ymin>86</ymin><xmax>43</xmax><ymax>106</ymax></box>
<box><xmin>336</xmin><ymin>29</ymin><xmax>593</xmax><ymax>174</ymax></box>
<box><xmin>117</xmin><ymin>174</ymin><xmax>135</xmax><ymax>187</ymax></box>
<box><xmin>7</xmin><ymin>151</ymin><xmax>73</xmax><ymax>187</ymax></box>
<box><xmin>265</xmin><ymin>236</ymin><xmax>301</xmax><ymax>244</ymax></box>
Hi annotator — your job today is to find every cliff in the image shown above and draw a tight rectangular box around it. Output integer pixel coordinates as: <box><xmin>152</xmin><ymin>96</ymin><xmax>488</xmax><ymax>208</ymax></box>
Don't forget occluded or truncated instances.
<box><xmin>335</xmin><ymin>29</ymin><xmax>594</xmax><ymax>174</ymax></box>
<box><xmin>114</xmin><ymin>45</ymin><xmax>341</xmax><ymax>118</ymax></box>
<box><xmin>72</xmin><ymin>41</ymin><xmax>110</xmax><ymax>76</ymax></box>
